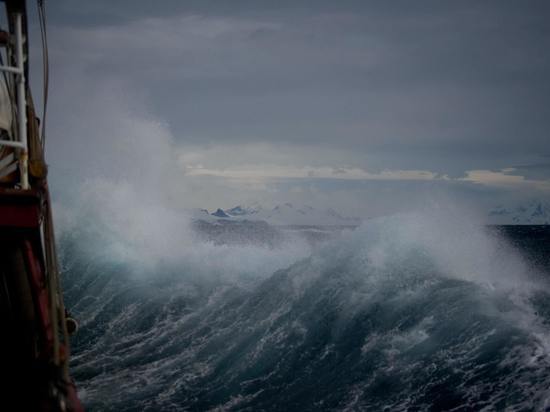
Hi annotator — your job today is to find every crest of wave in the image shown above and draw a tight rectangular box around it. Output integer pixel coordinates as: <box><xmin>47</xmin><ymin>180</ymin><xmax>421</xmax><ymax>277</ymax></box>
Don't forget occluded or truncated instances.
<box><xmin>54</xmin><ymin>177</ymin><xmax>312</xmax><ymax>283</ymax></box>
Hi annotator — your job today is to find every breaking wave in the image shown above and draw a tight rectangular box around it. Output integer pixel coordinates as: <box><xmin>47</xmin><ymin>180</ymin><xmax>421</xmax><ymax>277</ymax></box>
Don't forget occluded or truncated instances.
<box><xmin>59</xmin><ymin>205</ymin><xmax>550</xmax><ymax>411</ymax></box>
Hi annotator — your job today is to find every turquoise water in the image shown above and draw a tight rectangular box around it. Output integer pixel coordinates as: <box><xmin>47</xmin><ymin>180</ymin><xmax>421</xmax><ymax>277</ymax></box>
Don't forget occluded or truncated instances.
<box><xmin>61</xmin><ymin>219</ymin><xmax>550</xmax><ymax>411</ymax></box>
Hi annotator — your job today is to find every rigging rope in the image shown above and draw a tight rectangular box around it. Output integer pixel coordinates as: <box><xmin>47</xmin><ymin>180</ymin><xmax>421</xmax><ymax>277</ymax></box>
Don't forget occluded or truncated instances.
<box><xmin>37</xmin><ymin>0</ymin><xmax>48</xmax><ymax>150</ymax></box>
<box><xmin>35</xmin><ymin>0</ymin><xmax>71</xmax><ymax>383</ymax></box>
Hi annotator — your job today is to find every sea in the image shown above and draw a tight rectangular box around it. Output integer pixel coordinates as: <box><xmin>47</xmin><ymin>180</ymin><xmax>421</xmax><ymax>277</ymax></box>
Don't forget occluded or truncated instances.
<box><xmin>60</xmin><ymin>215</ymin><xmax>550</xmax><ymax>411</ymax></box>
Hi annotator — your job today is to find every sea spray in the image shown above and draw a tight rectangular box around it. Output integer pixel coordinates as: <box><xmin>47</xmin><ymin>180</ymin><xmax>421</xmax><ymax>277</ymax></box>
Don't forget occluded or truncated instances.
<box><xmin>58</xmin><ymin>205</ymin><xmax>550</xmax><ymax>411</ymax></box>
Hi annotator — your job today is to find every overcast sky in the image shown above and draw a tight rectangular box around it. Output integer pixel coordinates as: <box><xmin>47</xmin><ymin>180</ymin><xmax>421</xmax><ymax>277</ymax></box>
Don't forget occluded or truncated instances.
<box><xmin>33</xmin><ymin>1</ymin><xmax>550</xmax><ymax>217</ymax></box>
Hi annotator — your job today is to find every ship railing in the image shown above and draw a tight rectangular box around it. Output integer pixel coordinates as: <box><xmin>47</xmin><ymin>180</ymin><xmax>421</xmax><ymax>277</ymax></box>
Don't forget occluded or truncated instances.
<box><xmin>0</xmin><ymin>11</ymin><xmax>28</xmax><ymax>189</ymax></box>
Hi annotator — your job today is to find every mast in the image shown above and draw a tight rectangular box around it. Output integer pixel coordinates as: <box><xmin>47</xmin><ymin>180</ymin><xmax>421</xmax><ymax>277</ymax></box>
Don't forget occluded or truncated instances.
<box><xmin>0</xmin><ymin>1</ymin><xmax>83</xmax><ymax>410</ymax></box>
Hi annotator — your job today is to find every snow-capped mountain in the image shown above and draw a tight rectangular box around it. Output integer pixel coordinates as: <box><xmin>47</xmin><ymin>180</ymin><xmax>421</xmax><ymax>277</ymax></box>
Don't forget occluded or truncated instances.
<box><xmin>187</xmin><ymin>203</ymin><xmax>360</xmax><ymax>226</ymax></box>
<box><xmin>211</xmin><ymin>208</ymin><xmax>230</xmax><ymax>218</ymax></box>
<box><xmin>488</xmin><ymin>200</ymin><xmax>550</xmax><ymax>225</ymax></box>
<box><xmin>225</xmin><ymin>204</ymin><xmax>261</xmax><ymax>217</ymax></box>
<box><xmin>188</xmin><ymin>203</ymin><xmax>359</xmax><ymax>247</ymax></box>
<box><xmin>222</xmin><ymin>203</ymin><xmax>360</xmax><ymax>226</ymax></box>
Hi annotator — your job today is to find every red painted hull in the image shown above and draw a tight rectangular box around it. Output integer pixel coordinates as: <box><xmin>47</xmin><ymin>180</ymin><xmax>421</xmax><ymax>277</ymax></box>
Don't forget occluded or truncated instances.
<box><xmin>0</xmin><ymin>188</ymin><xmax>84</xmax><ymax>411</ymax></box>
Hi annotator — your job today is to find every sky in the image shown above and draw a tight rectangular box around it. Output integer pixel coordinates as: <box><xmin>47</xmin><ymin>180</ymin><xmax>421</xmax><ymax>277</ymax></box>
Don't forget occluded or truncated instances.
<box><xmin>28</xmin><ymin>0</ymin><xmax>550</xmax><ymax>217</ymax></box>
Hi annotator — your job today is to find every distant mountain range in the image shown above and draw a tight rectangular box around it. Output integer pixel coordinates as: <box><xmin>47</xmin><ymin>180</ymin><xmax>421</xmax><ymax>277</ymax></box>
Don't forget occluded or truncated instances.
<box><xmin>488</xmin><ymin>200</ymin><xmax>550</xmax><ymax>225</ymax></box>
<box><xmin>188</xmin><ymin>203</ymin><xmax>361</xmax><ymax>227</ymax></box>
<box><xmin>188</xmin><ymin>200</ymin><xmax>550</xmax><ymax>227</ymax></box>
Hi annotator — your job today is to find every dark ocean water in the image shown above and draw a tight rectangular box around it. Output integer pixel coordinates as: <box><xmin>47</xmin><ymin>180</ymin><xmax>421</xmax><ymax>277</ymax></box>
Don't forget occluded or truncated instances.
<box><xmin>61</xmin><ymin>219</ymin><xmax>550</xmax><ymax>411</ymax></box>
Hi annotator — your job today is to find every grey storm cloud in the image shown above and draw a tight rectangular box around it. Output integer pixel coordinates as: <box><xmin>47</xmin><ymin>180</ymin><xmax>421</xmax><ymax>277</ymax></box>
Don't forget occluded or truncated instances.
<box><xmin>35</xmin><ymin>0</ymin><xmax>550</xmax><ymax>215</ymax></box>
<box><xmin>45</xmin><ymin>1</ymin><xmax>550</xmax><ymax>155</ymax></box>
